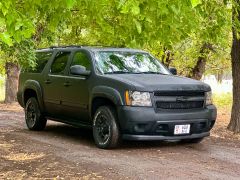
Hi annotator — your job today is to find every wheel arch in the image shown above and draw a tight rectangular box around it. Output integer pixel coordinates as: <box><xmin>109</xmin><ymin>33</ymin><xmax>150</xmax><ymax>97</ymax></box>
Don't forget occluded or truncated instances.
<box><xmin>23</xmin><ymin>80</ymin><xmax>44</xmax><ymax>112</ymax></box>
<box><xmin>90</xmin><ymin>86</ymin><xmax>124</xmax><ymax>118</ymax></box>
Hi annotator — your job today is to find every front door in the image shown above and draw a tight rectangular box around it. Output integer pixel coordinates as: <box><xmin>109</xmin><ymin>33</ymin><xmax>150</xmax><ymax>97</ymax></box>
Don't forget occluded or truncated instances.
<box><xmin>61</xmin><ymin>50</ymin><xmax>92</xmax><ymax>124</ymax></box>
<box><xmin>43</xmin><ymin>51</ymin><xmax>71</xmax><ymax>117</ymax></box>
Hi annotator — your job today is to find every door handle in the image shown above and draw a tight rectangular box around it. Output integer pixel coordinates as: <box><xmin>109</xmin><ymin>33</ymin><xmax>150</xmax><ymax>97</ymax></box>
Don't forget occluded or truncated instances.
<box><xmin>63</xmin><ymin>82</ymin><xmax>71</xmax><ymax>87</ymax></box>
<box><xmin>45</xmin><ymin>79</ymin><xmax>51</xmax><ymax>84</ymax></box>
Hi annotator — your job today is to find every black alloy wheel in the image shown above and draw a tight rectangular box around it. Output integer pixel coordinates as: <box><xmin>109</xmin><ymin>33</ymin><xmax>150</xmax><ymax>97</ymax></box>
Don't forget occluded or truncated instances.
<box><xmin>93</xmin><ymin>106</ymin><xmax>121</xmax><ymax>149</ymax></box>
<box><xmin>25</xmin><ymin>97</ymin><xmax>47</xmax><ymax>131</ymax></box>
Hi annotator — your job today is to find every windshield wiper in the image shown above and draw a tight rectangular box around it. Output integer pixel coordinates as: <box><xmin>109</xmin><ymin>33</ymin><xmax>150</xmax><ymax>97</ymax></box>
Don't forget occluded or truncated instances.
<box><xmin>105</xmin><ymin>71</ymin><xmax>134</xmax><ymax>74</ymax></box>
<box><xmin>105</xmin><ymin>71</ymin><xmax>167</xmax><ymax>75</ymax></box>
<box><xmin>140</xmin><ymin>71</ymin><xmax>167</xmax><ymax>75</ymax></box>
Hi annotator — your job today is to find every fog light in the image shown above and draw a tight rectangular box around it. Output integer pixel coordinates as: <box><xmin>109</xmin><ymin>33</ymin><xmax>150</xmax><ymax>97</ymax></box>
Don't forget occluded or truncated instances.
<box><xmin>134</xmin><ymin>124</ymin><xmax>147</xmax><ymax>133</ymax></box>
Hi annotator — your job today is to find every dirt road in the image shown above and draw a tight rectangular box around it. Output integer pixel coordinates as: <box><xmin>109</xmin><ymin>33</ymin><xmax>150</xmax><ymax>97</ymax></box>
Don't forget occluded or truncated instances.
<box><xmin>0</xmin><ymin>104</ymin><xmax>240</xmax><ymax>179</ymax></box>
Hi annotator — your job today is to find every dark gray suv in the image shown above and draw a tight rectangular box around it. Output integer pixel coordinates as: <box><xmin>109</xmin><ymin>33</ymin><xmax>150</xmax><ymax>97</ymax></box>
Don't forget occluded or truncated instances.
<box><xmin>17</xmin><ymin>46</ymin><xmax>217</xmax><ymax>149</ymax></box>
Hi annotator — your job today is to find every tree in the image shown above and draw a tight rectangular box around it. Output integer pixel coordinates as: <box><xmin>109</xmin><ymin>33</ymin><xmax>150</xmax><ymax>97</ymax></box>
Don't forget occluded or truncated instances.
<box><xmin>1</xmin><ymin>41</ymin><xmax>35</xmax><ymax>103</ymax></box>
<box><xmin>228</xmin><ymin>0</ymin><xmax>240</xmax><ymax>133</ymax></box>
<box><xmin>0</xmin><ymin>0</ymin><xmax>232</xmax><ymax>103</ymax></box>
<box><xmin>180</xmin><ymin>0</ymin><xmax>231</xmax><ymax>80</ymax></box>
<box><xmin>190</xmin><ymin>43</ymin><xmax>214</xmax><ymax>80</ymax></box>
<box><xmin>0</xmin><ymin>0</ymin><xmax>76</xmax><ymax>103</ymax></box>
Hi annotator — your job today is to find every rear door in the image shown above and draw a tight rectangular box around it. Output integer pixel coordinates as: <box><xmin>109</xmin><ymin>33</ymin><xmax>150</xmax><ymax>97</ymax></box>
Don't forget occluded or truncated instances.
<box><xmin>43</xmin><ymin>50</ymin><xmax>71</xmax><ymax>117</ymax></box>
<box><xmin>61</xmin><ymin>50</ymin><xmax>92</xmax><ymax>123</ymax></box>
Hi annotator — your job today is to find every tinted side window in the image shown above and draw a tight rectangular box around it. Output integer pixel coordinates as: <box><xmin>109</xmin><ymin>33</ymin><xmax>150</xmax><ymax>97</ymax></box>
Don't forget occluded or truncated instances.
<box><xmin>71</xmin><ymin>51</ymin><xmax>91</xmax><ymax>70</ymax></box>
<box><xmin>22</xmin><ymin>51</ymin><xmax>53</xmax><ymax>73</ymax></box>
<box><xmin>51</xmin><ymin>51</ymin><xmax>71</xmax><ymax>74</ymax></box>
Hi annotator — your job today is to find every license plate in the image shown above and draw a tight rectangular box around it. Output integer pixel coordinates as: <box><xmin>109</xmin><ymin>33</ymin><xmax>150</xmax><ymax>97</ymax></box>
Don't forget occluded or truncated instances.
<box><xmin>174</xmin><ymin>124</ymin><xmax>190</xmax><ymax>135</ymax></box>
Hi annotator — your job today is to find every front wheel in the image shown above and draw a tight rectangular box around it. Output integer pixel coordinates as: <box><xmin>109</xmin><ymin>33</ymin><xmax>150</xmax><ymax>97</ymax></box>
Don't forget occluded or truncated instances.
<box><xmin>93</xmin><ymin>106</ymin><xmax>121</xmax><ymax>149</ymax></box>
<box><xmin>25</xmin><ymin>97</ymin><xmax>47</xmax><ymax>131</ymax></box>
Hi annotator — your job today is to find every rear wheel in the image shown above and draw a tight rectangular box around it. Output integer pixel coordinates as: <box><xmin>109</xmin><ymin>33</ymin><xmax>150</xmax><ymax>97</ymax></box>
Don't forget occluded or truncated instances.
<box><xmin>25</xmin><ymin>97</ymin><xmax>47</xmax><ymax>131</ymax></box>
<box><xmin>93</xmin><ymin>106</ymin><xmax>121</xmax><ymax>149</ymax></box>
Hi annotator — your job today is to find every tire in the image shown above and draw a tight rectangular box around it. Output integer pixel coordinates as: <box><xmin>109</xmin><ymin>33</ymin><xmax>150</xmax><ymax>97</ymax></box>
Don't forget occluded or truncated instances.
<box><xmin>182</xmin><ymin>137</ymin><xmax>204</xmax><ymax>144</ymax></box>
<box><xmin>93</xmin><ymin>106</ymin><xmax>121</xmax><ymax>149</ymax></box>
<box><xmin>25</xmin><ymin>97</ymin><xmax>47</xmax><ymax>131</ymax></box>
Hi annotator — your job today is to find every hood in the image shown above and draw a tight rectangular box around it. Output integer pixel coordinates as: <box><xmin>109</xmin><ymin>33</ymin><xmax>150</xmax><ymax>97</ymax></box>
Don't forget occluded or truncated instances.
<box><xmin>105</xmin><ymin>74</ymin><xmax>211</xmax><ymax>92</ymax></box>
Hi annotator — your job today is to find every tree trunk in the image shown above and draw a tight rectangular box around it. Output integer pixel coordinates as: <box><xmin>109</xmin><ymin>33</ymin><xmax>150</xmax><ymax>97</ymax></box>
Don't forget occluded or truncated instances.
<box><xmin>189</xmin><ymin>43</ymin><xmax>213</xmax><ymax>80</ymax></box>
<box><xmin>4</xmin><ymin>62</ymin><xmax>20</xmax><ymax>103</ymax></box>
<box><xmin>217</xmin><ymin>70</ymin><xmax>224</xmax><ymax>83</ymax></box>
<box><xmin>161</xmin><ymin>48</ymin><xmax>173</xmax><ymax>68</ymax></box>
<box><xmin>190</xmin><ymin>55</ymin><xmax>207</xmax><ymax>80</ymax></box>
<box><xmin>228</xmin><ymin>0</ymin><xmax>240</xmax><ymax>133</ymax></box>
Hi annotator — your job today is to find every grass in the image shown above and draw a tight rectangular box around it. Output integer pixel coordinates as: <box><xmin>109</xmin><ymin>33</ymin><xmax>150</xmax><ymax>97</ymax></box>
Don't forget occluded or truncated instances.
<box><xmin>0</xmin><ymin>87</ymin><xmax>5</xmax><ymax>102</ymax></box>
<box><xmin>213</xmin><ymin>92</ymin><xmax>232</xmax><ymax>110</ymax></box>
<box><xmin>0</xmin><ymin>76</ymin><xmax>5</xmax><ymax>102</ymax></box>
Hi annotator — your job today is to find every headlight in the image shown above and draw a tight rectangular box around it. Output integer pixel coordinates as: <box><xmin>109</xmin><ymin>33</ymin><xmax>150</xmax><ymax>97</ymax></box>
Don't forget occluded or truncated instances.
<box><xmin>205</xmin><ymin>91</ymin><xmax>213</xmax><ymax>105</ymax></box>
<box><xmin>125</xmin><ymin>91</ymin><xmax>152</xmax><ymax>107</ymax></box>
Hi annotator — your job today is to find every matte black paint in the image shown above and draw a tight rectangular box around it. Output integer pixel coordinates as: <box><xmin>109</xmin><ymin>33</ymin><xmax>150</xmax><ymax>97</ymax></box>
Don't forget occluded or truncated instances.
<box><xmin>17</xmin><ymin>46</ymin><xmax>217</xmax><ymax>141</ymax></box>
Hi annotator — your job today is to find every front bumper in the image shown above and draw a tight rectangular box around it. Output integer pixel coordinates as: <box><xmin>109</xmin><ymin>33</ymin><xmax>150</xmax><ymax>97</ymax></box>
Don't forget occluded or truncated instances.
<box><xmin>117</xmin><ymin>105</ymin><xmax>217</xmax><ymax>140</ymax></box>
<box><xmin>123</xmin><ymin>132</ymin><xmax>210</xmax><ymax>141</ymax></box>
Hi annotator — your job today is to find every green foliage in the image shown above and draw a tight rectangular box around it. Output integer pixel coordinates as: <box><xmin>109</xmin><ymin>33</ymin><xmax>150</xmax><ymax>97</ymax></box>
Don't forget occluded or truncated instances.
<box><xmin>0</xmin><ymin>0</ymin><xmax>77</xmax><ymax>70</ymax></box>
<box><xmin>58</xmin><ymin>0</ymin><xmax>231</xmax><ymax>76</ymax></box>
<box><xmin>167</xmin><ymin>0</ymin><xmax>232</xmax><ymax>76</ymax></box>
<box><xmin>0</xmin><ymin>0</ymin><xmax>77</xmax><ymax>46</ymax></box>
<box><xmin>0</xmin><ymin>40</ymin><xmax>36</xmax><ymax>71</ymax></box>
<box><xmin>191</xmin><ymin>0</ymin><xmax>202</xmax><ymax>8</ymax></box>
<box><xmin>0</xmin><ymin>0</ymin><xmax>35</xmax><ymax>45</ymax></box>
<box><xmin>0</xmin><ymin>32</ymin><xmax>13</xmax><ymax>46</ymax></box>
<box><xmin>0</xmin><ymin>0</ymin><xmax>233</xmax><ymax>77</ymax></box>
<box><xmin>213</xmin><ymin>92</ymin><xmax>232</xmax><ymax>109</ymax></box>
<box><xmin>232</xmin><ymin>0</ymin><xmax>240</xmax><ymax>38</ymax></box>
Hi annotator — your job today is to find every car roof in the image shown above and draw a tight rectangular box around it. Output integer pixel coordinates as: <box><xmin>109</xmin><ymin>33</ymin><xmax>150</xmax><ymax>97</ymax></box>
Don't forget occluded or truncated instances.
<box><xmin>36</xmin><ymin>46</ymin><xmax>147</xmax><ymax>53</ymax></box>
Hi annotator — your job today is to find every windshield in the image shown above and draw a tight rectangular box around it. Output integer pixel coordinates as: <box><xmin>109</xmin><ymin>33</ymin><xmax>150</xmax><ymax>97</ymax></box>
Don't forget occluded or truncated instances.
<box><xmin>94</xmin><ymin>51</ymin><xmax>170</xmax><ymax>75</ymax></box>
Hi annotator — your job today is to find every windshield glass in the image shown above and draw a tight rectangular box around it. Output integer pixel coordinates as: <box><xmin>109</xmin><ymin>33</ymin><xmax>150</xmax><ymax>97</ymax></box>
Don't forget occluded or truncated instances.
<box><xmin>94</xmin><ymin>51</ymin><xmax>170</xmax><ymax>75</ymax></box>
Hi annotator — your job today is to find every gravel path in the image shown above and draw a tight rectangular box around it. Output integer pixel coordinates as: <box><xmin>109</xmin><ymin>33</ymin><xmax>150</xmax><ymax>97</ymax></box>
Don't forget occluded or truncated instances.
<box><xmin>0</xmin><ymin>107</ymin><xmax>240</xmax><ymax>179</ymax></box>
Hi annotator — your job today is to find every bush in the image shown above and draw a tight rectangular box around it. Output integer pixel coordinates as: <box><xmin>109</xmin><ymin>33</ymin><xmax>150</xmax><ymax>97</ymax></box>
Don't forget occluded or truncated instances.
<box><xmin>213</xmin><ymin>93</ymin><xmax>232</xmax><ymax>109</ymax></box>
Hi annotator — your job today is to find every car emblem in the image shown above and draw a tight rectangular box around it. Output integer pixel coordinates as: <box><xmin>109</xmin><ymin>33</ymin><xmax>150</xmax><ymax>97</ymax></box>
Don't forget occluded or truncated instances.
<box><xmin>176</xmin><ymin>96</ymin><xmax>189</xmax><ymax>102</ymax></box>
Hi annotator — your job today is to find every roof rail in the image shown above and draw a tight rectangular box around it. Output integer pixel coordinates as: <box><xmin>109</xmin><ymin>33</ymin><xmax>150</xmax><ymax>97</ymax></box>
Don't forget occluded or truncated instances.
<box><xmin>44</xmin><ymin>45</ymin><xmax>123</xmax><ymax>49</ymax></box>
<box><xmin>49</xmin><ymin>45</ymin><xmax>83</xmax><ymax>49</ymax></box>
<box><xmin>52</xmin><ymin>45</ymin><xmax>124</xmax><ymax>48</ymax></box>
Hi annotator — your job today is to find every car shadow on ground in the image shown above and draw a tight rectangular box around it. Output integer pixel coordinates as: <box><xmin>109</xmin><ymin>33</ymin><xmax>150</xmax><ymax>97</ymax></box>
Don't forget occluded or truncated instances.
<box><xmin>36</xmin><ymin>122</ymin><xmax>204</xmax><ymax>150</ymax></box>
<box><xmin>42</xmin><ymin>123</ymin><xmax>95</xmax><ymax>146</ymax></box>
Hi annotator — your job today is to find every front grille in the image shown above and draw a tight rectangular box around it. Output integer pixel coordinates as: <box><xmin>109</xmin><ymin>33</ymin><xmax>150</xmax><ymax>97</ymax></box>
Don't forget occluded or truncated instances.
<box><xmin>154</xmin><ymin>91</ymin><xmax>205</xmax><ymax>97</ymax></box>
<box><xmin>154</xmin><ymin>91</ymin><xmax>205</xmax><ymax>110</ymax></box>
<box><xmin>156</xmin><ymin>101</ymin><xmax>204</xmax><ymax>109</ymax></box>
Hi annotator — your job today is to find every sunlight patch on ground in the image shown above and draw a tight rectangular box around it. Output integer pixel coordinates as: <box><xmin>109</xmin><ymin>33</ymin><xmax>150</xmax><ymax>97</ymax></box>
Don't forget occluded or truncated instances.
<box><xmin>0</xmin><ymin>170</ymin><xmax>27</xmax><ymax>179</ymax></box>
<box><xmin>3</xmin><ymin>152</ymin><xmax>45</xmax><ymax>161</ymax></box>
<box><xmin>81</xmin><ymin>173</ymin><xmax>104</xmax><ymax>180</ymax></box>
<box><xmin>0</xmin><ymin>142</ymin><xmax>13</xmax><ymax>152</ymax></box>
<box><xmin>0</xmin><ymin>102</ymin><xmax>23</xmax><ymax>112</ymax></box>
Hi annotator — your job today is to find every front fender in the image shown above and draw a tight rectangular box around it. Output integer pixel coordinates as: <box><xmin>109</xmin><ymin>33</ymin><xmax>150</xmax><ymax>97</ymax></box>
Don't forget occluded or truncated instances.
<box><xmin>23</xmin><ymin>80</ymin><xmax>45</xmax><ymax>112</ymax></box>
<box><xmin>91</xmin><ymin>86</ymin><xmax>124</xmax><ymax>106</ymax></box>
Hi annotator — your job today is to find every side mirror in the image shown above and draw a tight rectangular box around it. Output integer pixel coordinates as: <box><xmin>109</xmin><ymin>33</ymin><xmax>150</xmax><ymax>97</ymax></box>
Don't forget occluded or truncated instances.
<box><xmin>169</xmin><ymin>67</ymin><xmax>177</xmax><ymax>75</ymax></box>
<box><xmin>70</xmin><ymin>65</ymin><xmax>91</xmax><ymax>76</ymax></box>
